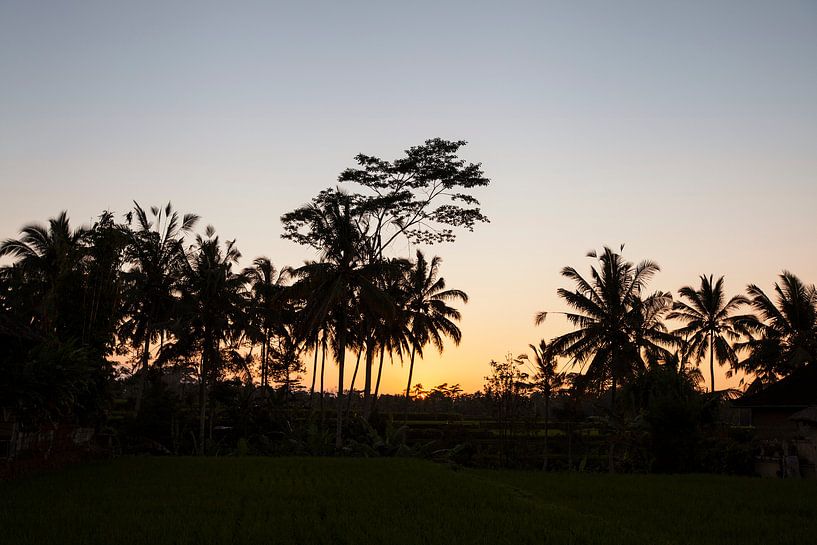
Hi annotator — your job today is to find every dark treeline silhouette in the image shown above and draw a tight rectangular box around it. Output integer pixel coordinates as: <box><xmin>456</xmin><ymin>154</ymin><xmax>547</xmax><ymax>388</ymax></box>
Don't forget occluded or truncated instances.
<box><xmin>528</xmin><ymin>246</ymin><xmax>817</xmax><ymax>472</ymax></box>
<box><xmin>2</xmin><ymin>142</ymin><xmax>816</xmax><ymax>473</ymax></box>
<box><xmin>0</xmin><ymin>139</ymin><xmax>487</xmax><ymax>458</ymax></box>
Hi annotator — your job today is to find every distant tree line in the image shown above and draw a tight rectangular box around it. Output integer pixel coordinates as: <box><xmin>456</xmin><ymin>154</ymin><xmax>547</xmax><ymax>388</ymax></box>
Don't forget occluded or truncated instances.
<box><xmin>3</xmin><ymin>138</ymin><xmax>816</xmax><ymax>467</ymax></box>
<box><xmin>534</xmin><ymin>245</ymin><xmax>817</xmax><ymax>398</ymax></box>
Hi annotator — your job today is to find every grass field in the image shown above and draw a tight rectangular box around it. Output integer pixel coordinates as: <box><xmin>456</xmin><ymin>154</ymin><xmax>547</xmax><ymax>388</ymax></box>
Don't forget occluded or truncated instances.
<box><xmin>1</xmin><ymin>457</ymin><xmax>815</xmax><ymax>545</ymax></box>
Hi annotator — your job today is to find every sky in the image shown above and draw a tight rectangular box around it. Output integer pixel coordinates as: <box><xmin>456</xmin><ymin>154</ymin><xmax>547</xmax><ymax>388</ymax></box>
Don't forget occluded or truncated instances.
<box><xmin>1</xmin><ymin>1</ymin><xmax>816</xmax><ymax>394</ymax></box>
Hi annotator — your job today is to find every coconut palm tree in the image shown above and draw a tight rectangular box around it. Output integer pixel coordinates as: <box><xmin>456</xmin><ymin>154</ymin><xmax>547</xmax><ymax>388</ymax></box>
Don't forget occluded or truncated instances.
<box><xmin>0</xmin><ymin>211</ymin><xmax>88</xmax><ymax>335</ymax></box>
<box><xmin>80</xmin><ymin>211</ymin><xmax>130</xmax><ymax>356</ymax></box>
<box><xmin>630</xmin><ymin>291</ymin><xmax>681</xmax><ymax>367</ymax></box>
<box><xmin>403</xmin><ymin>250</ymin><xmax>467</xmax><ymax>412</ymax></box>
<box><xmin>119</xmin><ymin>202</ymin><xmax>199</xmax><ymax>413</ymax></box>
<box><xmin>242</xmin><ymin>257</ymin><xmax>290</xmax><ymax>387</ymax></box>
<box><xmin>667</xmin><ymin>275</ymin><xmax>753</xmax><ymax>392</ymax></box>
<box><xmin>734</xmin><ymin>272</ymin><xmax>817</xmax><ymax>385</ymax></box>
<box><xmin>369</xmin><ymin>259</ymin><xmax>411</xmax><ymax>413</ymax></box>
<box><xmin>289</xmin><ymin>190</ymin><xmax>393</xmax><ymax>447</ymax></box>
<box><xmin>526</xmin><ymin>340</ymin><xmax>564</xmax><ymax>470</ymax></box>
<box><xmin>537</xmin><ymin>247</ymin><xmax>663</xmax><ymax>405</ymax></box>
<box><xmin>162</xmin><ymin>226</ymin><xmax>247</xmax><ymax>454</ymax></box>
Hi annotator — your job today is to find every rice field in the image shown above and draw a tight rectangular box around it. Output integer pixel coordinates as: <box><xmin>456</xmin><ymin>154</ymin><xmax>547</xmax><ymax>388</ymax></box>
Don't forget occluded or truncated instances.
<box><xmin>1</xmin><ymin>457</ymin><xmax>815</xmax><ymax>544</ymax></box>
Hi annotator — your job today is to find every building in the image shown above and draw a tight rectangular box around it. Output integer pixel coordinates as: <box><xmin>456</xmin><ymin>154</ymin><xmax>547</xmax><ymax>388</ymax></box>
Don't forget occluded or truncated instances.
<box><xmin>734</xmin><ymin>364</ymin><xmax>817</xmax><ymax>478</ymax></box>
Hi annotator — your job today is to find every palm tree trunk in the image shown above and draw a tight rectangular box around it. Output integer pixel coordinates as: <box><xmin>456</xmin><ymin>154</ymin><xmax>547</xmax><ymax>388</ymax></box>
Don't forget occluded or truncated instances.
<box><xmin>404</xmin><ymin>346</ymin><xmax>417</xmax><ymax>420</ymax></box>
<box><xmin>372</xmin><ymin>348</ymin><xmax>386</xmax><ymax>413</ymax></box>
<box><xmin>335</xmin><ymin>325</ymin><xmax>346</xmax><ymax>450</ymax></box>
<box><xmin>608</xmin><ymin>373</ymin><xmax>616</xmax><ymax>473</ymax></box>
<box><xmin>320</xmin><ymin>338</ymin><xmax>326</xmax><ymax>418</ymax></box>
<box><xmin>610</xmin><ymin>373</ymin><xmax>617</xmax><ymax>409</ymax></box>
<box><xmin>709</xmin><ymin>332</ymin><xmax>715</xmax><ymax>393</ymax></box>
<box><xmin>260</xmin><ymin>333</ymin><xmax>266</xmax><ymax>387</ymax></box>
<box><xmin>346</xmin><ymin>350</ymin><xmax>362</xmax><ymax>414</ymax></box>
<box><xmin>262</xmin><ymin>329</ymin><xmax>270</xmax><ymax>387</ymax></box>
<box><xmin>134</xmin><ymin>331</ymin><xmax>151</xmax><ymax>415</ymax></box>
<box><xmin>362</xmin><ymin>338</ymin><xmax>374</xmax><ymax>411</ymax></box>
<box><xmin>285</xmin><ymin>357</ymin><xmax>290</xmax><ymax>400</ymax></box>
<box><xmin>543</xmin><ymin>393</ymin><xmax>550</xmax><ymax>471</ymax></box>
<box><xmin>198</xmin><ymin>349</ymin><xmax>208</xmax><ymax>456</ymax></box>
<box><xmin>309</xmin><ymin>332</ymin><xmax>319</xmax><ymax>406</ymax></box>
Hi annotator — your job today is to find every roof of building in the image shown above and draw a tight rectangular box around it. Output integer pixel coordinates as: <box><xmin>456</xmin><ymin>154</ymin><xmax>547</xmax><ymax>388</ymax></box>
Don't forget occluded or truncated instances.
<box><xmin>790</xmin><ymin>406</ymin><xmax>817</xmax><ymax>424</ymax></box>
<box><xmin>733</xmin><ymin>364</ymin><xmax>817</xmax><ymax>408</ymax></box>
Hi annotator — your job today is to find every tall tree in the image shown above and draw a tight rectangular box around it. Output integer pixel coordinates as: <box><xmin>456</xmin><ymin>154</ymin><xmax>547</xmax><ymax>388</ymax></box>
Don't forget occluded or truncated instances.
<box><xmin>0</xmin><ymin>211</ymin><xmax>88</xmax><ymax>335</ymax></box>
<box><xmin>537</xmin><ymin>246</ymin><xmax>665</xmax><ymax>405</ymax></box>
<box><xmin>80</xmin><ymin>212</ymin><xmax>129</xmax><ymax>357</ymax></box>
<box><xmin>630</xmin><ymin>291</ymin><xmax>680</xmax><ymax>367</ymax></box>
<box><xmin>287</xmin><ymin>190</ymin><xmax>393</xmax><ymax>448</ymax></box>
<box><xmin>335</xmin><ymin>138</ymin><xmax>490</xmax><ymax>258</ymax></box>
<box><xmin>667</xmin><ymin>275</ymin><xmax>752</xmax><ymax>392</ymax></box>
<box><xmin>162</xmin><ymin>227</ymin><xmax>246</xmax><ymax>454</ymax></box>
<box><xmin>403</xmin><ymin>251</ymin><xmax>467</xmax><ymax>412</ymax></box>
<box><xmin>0</xmin><ymin>212</ymin><xmax>108</xmax><ymax>425</ymax></box>
<box><xmin>242</xmin><ymin>257</ymin><xmax>289</xmax><ymax>387</ymax></box>
<box><xmin>734</xmin><ymin>272</ymin><xmax>817</xmax><ymax>386</ymax></box>
<box><xmin>119</xmin><ymin>202</ymin><xmax>199</xmax><ymax>414</ymax></box>
<box><xmin>526</xmin><ymin>340</ymin><xmax>564</xmax><ymax>470</ymax></box>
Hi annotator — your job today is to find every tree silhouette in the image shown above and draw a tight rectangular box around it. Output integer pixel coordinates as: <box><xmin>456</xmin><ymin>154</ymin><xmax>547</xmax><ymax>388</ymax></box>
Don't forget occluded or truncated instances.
<box><xmin>537</xmin><ymin>247</ymin><xmax>666</xmax><ymax>405</ymax></box>
<box><xmin>161</xmin><ymin>226</ymin><xmax>246</xmax><ymax>454</ymax></box>
<box><xmin>242</xmin><ymin>257</ymin><xmax>290</xmax><ymax>387</ymax></box>
<box><xmin>525</xmin><ymin>340</ymin><xmax>564</xmax><ymax>470</ymax></box>
<box><xmin>336</xmin><ymin>138</ymin><xmax>490</xmax><ymax>254</ymax></box>
<box><xmin>666</xmin><ymin>275</ymin><xmax>752</xmax><ymax>392</ymax></box>
<box><xmin>403</xmin><ymin>250</ymin><xmax>467</xmax><ymax>413</ymax></box>
<box><xmin>288</xmin><ymin>190</ymin><xmax>394</xmax><ymax>448</ymax></box>
<box><xmin>630</xmin><ymin>291</ymin><xmax>680</xmax><ymax>367</ymax></box>
<box><xmin>0</xmin><ymin>211</ymin><xmax>88</xmax><ymax>335</ymax></box>
<box><xmin>734</xmin><ymin>272</ymin><xmax>817</xmax><ymax>386</ymax></box>
<box><xmin>119</xmin><ymin>202</ymin><xmax>199</xmax><ymax>414</ymax></box>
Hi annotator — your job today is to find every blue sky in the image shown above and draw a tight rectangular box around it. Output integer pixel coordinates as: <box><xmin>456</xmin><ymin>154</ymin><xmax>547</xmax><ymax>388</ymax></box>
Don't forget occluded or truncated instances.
<box><xmin>1</xmin><ymin>1</ymin><xmax>816</xmax><ymax>392</ymax></box>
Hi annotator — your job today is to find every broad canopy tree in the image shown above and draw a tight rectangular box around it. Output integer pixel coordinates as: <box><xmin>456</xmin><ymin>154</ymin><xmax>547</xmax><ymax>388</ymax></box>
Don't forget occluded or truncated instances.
<box><xmin>281</xmin><ymin>139</ymin><xmax>487</xmax><ymax>447</ymax></box>
<box><xmin>284</xmin><ymin>138</ymin><xmax>490</xmax><ymax>257</ymax></box>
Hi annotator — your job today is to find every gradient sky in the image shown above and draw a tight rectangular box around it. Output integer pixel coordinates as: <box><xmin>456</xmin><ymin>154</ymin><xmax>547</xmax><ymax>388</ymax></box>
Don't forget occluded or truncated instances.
<box><xmin>2</xmin><ymin>1</ymin><xmax>816</xmax><ymax>394</ymax></box>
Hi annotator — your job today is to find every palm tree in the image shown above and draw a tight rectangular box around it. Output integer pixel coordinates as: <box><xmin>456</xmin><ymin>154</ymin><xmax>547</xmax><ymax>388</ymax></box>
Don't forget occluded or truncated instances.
<box><xmin>667</xmin><ymin>275</ymin><xmax>752</xmax><ymax>392</ymax></box>
<box><xmin>630</xmin><ymin>291</ymin><xmax>680</xmax><ymax>367</ymax></box>
<box><xmin>289</xmin><ymin>190</ymin><xmax>393</xmax><ymax>447</ymax></box>
<box><xmin>163</xmin><ymin>226</ymin><xmax>247</xmax><ymax>454</ymax></box>
<box><xmin>537</xmin><ymin>247</ymin><xmax>663</xmax><ymax>405</ymax></box>
<box><xmin>526</xmin><ymin>340</ymin><xmax>564</xmax><ymax>470</ymax></box>
<box><xmin>80</xmin><ymin>212</ymin><xmax>129</xmax><ymax>356</ymax></box>
<box><xmin>403</xmin><ymin>250</ymin><xmax>467</xmax><ymax>413</ymax></box>
<box><xmin>0</xmin><ymin>211</ymin><xmax>88</xmax><ymax>334</ymax></box>
<box><xmin>735</xmin><ymin>272</ymin><xmax>817</xmax><ymax>385</ymax></box>
<box><xmin>242</xmin><ymin>257</ymin><xmax>289</xmax><ymax>387</ymax></box>
<box><xmin>119</xmin><ymin>202</ymin><xmax>199</xmax><ymax>414</ymax></box>
<box><xmin>370</xmin><ymin>259</ymin><xmax>411</xmax><ymax>413</ymax></box>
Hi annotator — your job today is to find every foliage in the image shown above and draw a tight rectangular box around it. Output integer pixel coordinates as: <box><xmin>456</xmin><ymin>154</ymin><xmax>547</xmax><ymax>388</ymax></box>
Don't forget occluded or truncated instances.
<box><xmin>667</xmin><ymin>274</ymin><xmax>754</xmax><ymax>392</ymax></box>
<box><xmin>537</xmin><ymin>246</ymin><xmax>680</xmax><ymax>398</ymax></box>
<box><xmin>734</xmin><ymin>272</ymin><xmax>817</xmax><ymax>386</ymax></box>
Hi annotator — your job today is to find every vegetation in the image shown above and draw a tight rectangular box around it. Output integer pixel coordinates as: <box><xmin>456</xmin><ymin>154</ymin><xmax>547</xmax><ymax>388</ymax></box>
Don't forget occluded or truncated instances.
<box><xmin>734</xmin><ymin>272</ymin><xmax>817</xmax><ymax>388</ymax></box>
<box><xmin>667</xmin><ymin>275</ymin><xmax>754</xmax><ymax>392</ymax></box>
<box><xmin>0</xmin><ymin>139</ymin><xmax>482</xmax><ymax>457</ymax></box>
<box><xmin>535</xmin><ymin>246</ymin><xmax>681</xmax><ymax>404</ymax></box>
<box><xmin>2</xmin><ymin>138</ymin><xmax>817</xmax><ymax>475</ymax></box>
<box><xmin>2</xmin><ymin>457</ymin><xmax>816</xmax><ymax>545</ymax></box>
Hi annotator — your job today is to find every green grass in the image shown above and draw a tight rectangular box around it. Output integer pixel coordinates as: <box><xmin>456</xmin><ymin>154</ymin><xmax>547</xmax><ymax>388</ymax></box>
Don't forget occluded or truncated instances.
<box><xmin>1</xmin><ymin>457</ymin><xmax>815</xmax><ymax>545</ymax></box>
